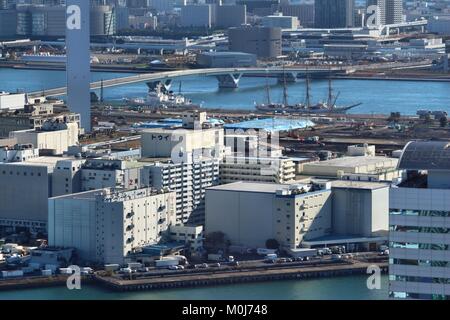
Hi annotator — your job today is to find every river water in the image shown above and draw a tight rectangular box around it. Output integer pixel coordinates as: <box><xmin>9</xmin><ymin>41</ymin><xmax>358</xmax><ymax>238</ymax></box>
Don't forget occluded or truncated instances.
<box><xmin>0</xmin><ymin>275</ymin><xmax>388</xmax><ymax>300</ymax></box>
<box><xmin>1</xmin><ymin>68</ymin><xmax>449</xmax><ymax>115</ymax></box>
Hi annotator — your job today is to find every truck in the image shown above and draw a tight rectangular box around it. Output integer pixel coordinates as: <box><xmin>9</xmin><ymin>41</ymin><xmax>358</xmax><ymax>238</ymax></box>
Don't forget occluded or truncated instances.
<box><xmin>104</xmin><ymin>264</ymin><xmax>120</xmax><ymax>272</ymax></box>
<box><xmin>155</xmin><ymin>258</ymin><xmax>179</xmax><ymax>268</ymax></box>
<box><xmin>1</xmin><ymin>270</ymin><xmax>24</xmax><ymax>278</ymax></box>
<box><xmin>288</xmin><ymin>248</ymin><xmax>317</xmax><ymax>259</ymax></box>
<box><xmin>257</xmin><ymin>248</ymin><xmax>277</xmax><ymax>256</ymax></box>
<box><xmin>207</xmin><ymin>254</ymin><xmax>223</xmax><ymax>262</ymax></box>
<box><xmin>264</xmin><ymin>254</ymin><xmax>278</xmax><ymax>262</ymax></box>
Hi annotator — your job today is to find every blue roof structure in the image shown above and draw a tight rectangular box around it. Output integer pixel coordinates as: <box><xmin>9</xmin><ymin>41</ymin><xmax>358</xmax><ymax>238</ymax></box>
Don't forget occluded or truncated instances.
<box><xmin>224</xmin><ymin>118</ymin><xmax>315</xmax><ymax>133</ymax></box>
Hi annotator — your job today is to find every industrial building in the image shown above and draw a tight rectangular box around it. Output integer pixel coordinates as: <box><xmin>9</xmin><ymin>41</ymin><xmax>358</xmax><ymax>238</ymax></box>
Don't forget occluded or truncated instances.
<box><xmin>206</xmin><ymin>182</ymin><xmax>333</xmax><ymax>250</ymax></box>
<box><xmin>228</xmin><ymin>26</ymin><xmax>282</xmax><ymax>59</ymax></box>
<box><xmin>206</xmin><ymin>180</ymin><xmax>390</xmax><ymax>252</ymax></box>
<box><xmin>0</xmin><ymin>92</ymin><xmax>26</xmax><ymax>111</ymax></box>
<box><xmin>48</xmin><ymin>188</ymin><xmax>177</xmax><ymax>265</ymax></box>
<box><xmin>0</xmin><ymin>156</ymin><xmax>75</xmax><ymax>231</ymax></box>
<box><xmin>196</xmin><ymin>52</ymin><xmax>257</xmax><ymax>68</ymax></box>
<box><xmin>9</xmin><ymin>120</ymin><xmax>79</xmax><ymax>155</ymax></box>
<box><xmin>301</xmin><ymin>156</ymin><xmax>400</xmax><ymax>182</ymax></box>
<box><xmin>389</xmin><ymin>141</ymin><xmax>450</xmax><ymax>300</ymax></box>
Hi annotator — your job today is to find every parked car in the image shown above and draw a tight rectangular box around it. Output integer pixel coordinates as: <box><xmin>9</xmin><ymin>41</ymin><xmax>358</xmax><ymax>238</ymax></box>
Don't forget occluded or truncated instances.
<box><xmin>210</xmin><ymin>263</ymin><xmax>221</xmax><ymax>268</ymax></box>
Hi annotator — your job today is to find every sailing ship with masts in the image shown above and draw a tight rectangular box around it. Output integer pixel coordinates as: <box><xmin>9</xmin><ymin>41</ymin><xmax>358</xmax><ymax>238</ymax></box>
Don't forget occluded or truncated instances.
<box><xmin>255</xmin><ymin>69</ymin><xmax>362</xmax><ymax>114</ymax></box>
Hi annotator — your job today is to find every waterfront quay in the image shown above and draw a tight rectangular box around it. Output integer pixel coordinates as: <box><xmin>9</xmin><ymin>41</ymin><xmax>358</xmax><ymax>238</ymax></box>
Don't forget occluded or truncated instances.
<box><xmin>95</xmin><ymin>260</ymin><xmax>388</xmax><ymax>292</ymax></box>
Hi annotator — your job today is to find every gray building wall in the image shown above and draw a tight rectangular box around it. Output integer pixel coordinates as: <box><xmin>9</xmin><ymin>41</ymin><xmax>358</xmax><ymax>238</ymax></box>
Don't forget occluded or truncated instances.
<box><xmin>0</xmin><ymin>10</ymin><xmax>17</xmax><ymax>38</ymax></box>
<box><xmin>0</xmin><ymin>163</ymin><xmax>51</xmax><ymax>228</ymax></box>
<box><xmin>314</xmin><ymin>0</ymin><xmax>355</xmax><ymax>28</ymax></box>
<box><xmin>228</xmin><ymin>26</ymin><xmax>282</xmax><ymax>58</ymax></box>
<box><xmin>206</xmin><ymin>189</ymin><xmax>276</xmax><ymax>248</ymax></box>
<box><xmin>332</xmin><ymin>186</ymin><xmax>389</xmax><ymax>237</ymax></box>
<box><xmin>215</xmin><ymin>5</ymin><xmax>246</xmax><ymax>28</ymax></box>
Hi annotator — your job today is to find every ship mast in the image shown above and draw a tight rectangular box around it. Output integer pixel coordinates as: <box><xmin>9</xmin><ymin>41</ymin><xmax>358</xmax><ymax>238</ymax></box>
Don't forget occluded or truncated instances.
<box><xmin>327</xmin><ymin>76</ymin><xmax>333</xmax><ymax>109</ymax></box>
<box><xmin>265</xmin><ymin>71</ymin><xmax>271</xmax><ymax>105</ymax></box>
<box><xmin>282</xmin><ymin>66</ymin><xmax>288</xmax><ymax>106</ymax></box>
<box><xmin>305</xmin><ymin>70</ymin><xmax>311</xmax><ymax>109</ymax></box>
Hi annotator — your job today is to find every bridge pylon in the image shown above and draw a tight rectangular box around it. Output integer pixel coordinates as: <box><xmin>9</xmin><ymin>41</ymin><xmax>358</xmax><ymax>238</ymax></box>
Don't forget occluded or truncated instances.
<box><xmin>215</xmin><ymin>73</ymin><xmax>243</xmax><ymax>89</ymax></box>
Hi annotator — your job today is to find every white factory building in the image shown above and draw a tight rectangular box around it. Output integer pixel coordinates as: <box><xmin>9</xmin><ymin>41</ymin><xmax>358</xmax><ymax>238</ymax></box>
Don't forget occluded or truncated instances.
<box><xmin>206</xmin><ymin>180</ymin><xmax>389</xmax><ymax>251</ymax></box>
<box><xmin>301</xmin><ymin>155</ymin><xmax>400</xmax><ymax>182</ymax></box>
<box><xmin>0</xmin><ymin>92</ymin><xmax>27</xmax><ymax>111</ymax></box>
<box><xmin>48</xmin><ymin>188</ymin><xmax>177</xmax><ymax>265</ymax></box>
<box><xmin>389</xmin><ymin>141</ymin><xmax>450</xmax><ymax>300</ymax></box>
<box><xmin>9</xmin><ymin>121</ymin><xmax>79</xmax><ymax>155</ymax></box>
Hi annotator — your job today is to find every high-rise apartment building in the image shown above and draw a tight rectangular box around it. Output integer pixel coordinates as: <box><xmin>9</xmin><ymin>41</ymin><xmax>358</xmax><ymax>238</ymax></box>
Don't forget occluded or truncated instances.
<box><xmin>367</xmin><ymin>0</ymin><xmax>403</xmax><ymax>25</ymax></box>
<box><xmin>389</xmin><ymin>141</ymin><xmax>450</xmax><ymax>300</ymax></box>
<box><xmin>314</xmin><ymin>0</ymin><xmax>355</xmax><ymax>28</ymax></box>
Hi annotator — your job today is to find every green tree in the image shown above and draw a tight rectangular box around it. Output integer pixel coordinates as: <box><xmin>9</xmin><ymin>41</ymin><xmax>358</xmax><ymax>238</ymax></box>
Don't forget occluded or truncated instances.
<box><xmin>265</xmin><ymin>239</ymin><xmax>280</xmax><ymax>250</ymax></box>
<box><xmin>440</xmin><ymin>117</ymin><xmax>448</xmax><ymax>128</ymax></box>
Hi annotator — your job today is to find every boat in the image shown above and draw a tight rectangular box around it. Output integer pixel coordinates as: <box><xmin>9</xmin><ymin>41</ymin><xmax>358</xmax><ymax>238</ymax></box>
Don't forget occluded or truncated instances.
<box><xmin>256</xmin><ymin>70</ymin><xmax>361</xmax><ymax>114</ymax></box>
<box><xmin>123</xmin><ymin>82</ymin><xmax>194</xmax><ymax>108</ymax></box>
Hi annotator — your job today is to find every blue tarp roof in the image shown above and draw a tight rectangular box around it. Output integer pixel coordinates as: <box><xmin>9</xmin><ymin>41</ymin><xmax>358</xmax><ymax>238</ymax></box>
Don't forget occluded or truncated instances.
<box><xmin>224</xmin><ymin>118</ymin><xmax>315</xmax><ymax>133</ymax></box>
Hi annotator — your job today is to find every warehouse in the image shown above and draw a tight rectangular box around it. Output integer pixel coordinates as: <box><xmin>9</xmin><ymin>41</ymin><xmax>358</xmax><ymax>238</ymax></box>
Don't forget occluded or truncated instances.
<box><xmin>197</xmin><ymin>52</ymin><xmax>257</xmax><ymax>68</ymax></box>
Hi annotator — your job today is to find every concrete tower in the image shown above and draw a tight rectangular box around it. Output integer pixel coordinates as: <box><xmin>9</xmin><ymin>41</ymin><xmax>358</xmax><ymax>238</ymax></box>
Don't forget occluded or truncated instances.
<box><xmin>66</xmin><ymin>1</ymin><xmax>91</xmax><ymax>132</ymax></box>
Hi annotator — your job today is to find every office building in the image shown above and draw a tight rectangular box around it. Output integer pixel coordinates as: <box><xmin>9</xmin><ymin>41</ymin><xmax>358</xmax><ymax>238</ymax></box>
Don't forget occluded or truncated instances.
<box><xmin>389</xmin><ymin>141</ymin><xmax>450</xmax><ymax>300</ymax></box>
<box><xmin>368</xmin><ymin>0</ymin><xmax>403</xmax><ymax>25</ymax></box>
<box><xmin>279</xmin><ymin>3</ymin><xmax>314</xmax><ymax>27</ymax></box>
<box><xmin>228</xmin><ymin>25</ymin><xmax>282</xmax><ymax>58</ymax></box>
<box><xmin>180</xmin><ymin>4</ymin><xmax>213</xmax><ymax>28</ymax></box>
<box><xmin>48</xmin><ymin>188</ymin><xmax>177</xmax><ymax>265</ymax></box>
<box><xmin>0</xmin><ymin>9</ymin><xmax>17</xmax><ymax>38</ymax></box>
<box><xmin>314</xmin><ymin>0</ymin><xmax>355</xmax><ymax>28</ymax></box>
<box><xmin>262</xmin><ymin>14</ymin><xmax>299</xmax><ymax>30</ymax></box>
<box><xmin>215</xmin><ymin>4</ymin><xmax>246</xmax><ymax>28</ymax></box>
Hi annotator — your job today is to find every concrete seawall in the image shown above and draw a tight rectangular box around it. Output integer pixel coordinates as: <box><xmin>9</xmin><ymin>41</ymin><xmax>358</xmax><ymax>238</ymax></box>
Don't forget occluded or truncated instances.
<box><xmin>95</xmin><ymin>262</ymin><xmax>388</xmax><ymax>292</ymax></box>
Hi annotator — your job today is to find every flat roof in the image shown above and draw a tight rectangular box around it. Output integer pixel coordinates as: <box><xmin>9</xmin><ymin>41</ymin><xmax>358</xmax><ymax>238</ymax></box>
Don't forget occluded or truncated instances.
<box><xmin>1</xmin><ymin>156</ymin><xmax>74</xmax><ymax>168</ymax></box>
<box><xmin>224</xmin><ymin>118</ymin><xmax>314</xmax><ymax>133</ymax></box>
<box><xmin>207</xmin><ymin>181</ymin><xmax>287</xmax><ymax>193</ymax></box>
<box><xmin>331</xmin><ymin>180</ymin><xmax>390</xmax><ymax>190</ymax></box>
<box><xmin>304</xmin><ymin>156</ymin><xmax>398</xmax><ymax>168</ymax></box>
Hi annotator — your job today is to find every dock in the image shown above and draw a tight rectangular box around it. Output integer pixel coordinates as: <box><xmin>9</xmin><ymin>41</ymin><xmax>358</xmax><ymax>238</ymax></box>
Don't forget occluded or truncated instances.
<box><xmin>94</xmin><ymin>261</ymin><xmax>388</xmax><ymax>292</ymax></box>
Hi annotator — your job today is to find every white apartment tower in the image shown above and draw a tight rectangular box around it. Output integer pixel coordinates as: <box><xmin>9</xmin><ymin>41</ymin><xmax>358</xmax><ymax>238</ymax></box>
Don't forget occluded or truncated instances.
<box><xmin>389</xmin><ymin>141</ymin><xmax>450</xmax><ymax>300</ymax></box>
